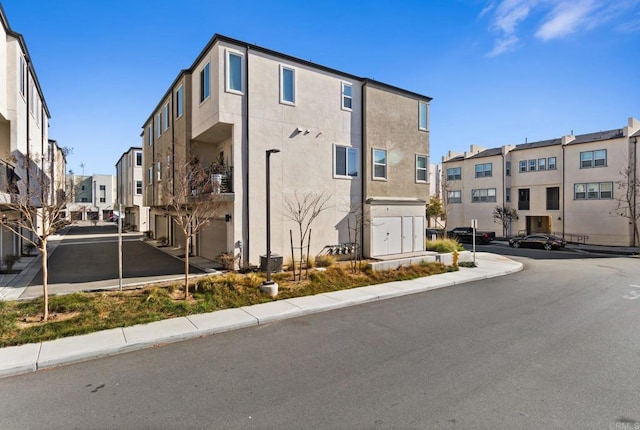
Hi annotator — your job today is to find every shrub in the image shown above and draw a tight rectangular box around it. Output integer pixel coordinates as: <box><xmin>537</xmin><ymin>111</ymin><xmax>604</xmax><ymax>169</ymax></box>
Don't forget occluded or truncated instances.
<box><xmin>23</xmin><ymin>243</ymin><xmax>37</xmax><ymax>255</ymax></box>
<box><xmin>315</xmin><ymin>254</ymin><xmax>336</xmax><ymax>267</ymax></box>
<box><xmin>215</xmin><ymin>252</ymin><xmax>236</xmax><ymax>271</ymax></box>
<box><xmin>426</xmin><ymin>238</ymin><xmax>464</xmax><ymax>253</ymax></box>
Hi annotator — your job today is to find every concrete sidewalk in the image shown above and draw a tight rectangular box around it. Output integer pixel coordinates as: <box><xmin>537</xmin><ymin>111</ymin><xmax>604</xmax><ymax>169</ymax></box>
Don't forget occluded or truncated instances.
<box><xmin>0</xmin><ymin>252</ymin><xmax>522</xmax><ymax>379</ymax></box>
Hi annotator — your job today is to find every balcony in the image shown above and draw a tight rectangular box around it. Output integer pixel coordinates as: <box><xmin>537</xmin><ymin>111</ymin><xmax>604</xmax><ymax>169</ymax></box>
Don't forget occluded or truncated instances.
<box><xmin>191</xmin><ymin>164</ymin><xmax>233</xmax><ymax>195</ymax></box>
<box><xmin>0</xmin><ymin>160</ymin><xmax>19</xmax><ymax>195</ymax></box>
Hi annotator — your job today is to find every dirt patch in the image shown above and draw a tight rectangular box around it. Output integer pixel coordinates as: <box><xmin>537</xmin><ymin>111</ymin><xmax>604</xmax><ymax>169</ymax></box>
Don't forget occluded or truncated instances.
<box><xmin>16</xmin><ymin>311</ymin><xmax>80</xmax><ymax>328</ymax></box>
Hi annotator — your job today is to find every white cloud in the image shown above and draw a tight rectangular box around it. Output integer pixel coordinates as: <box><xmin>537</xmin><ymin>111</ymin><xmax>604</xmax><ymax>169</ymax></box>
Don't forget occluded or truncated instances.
<box><xmin>535</xmin><ymin>0</ymin><xmax>599</xmax><ymax>40</ymax></box>
<box><xmin>486</xmin><ymin>35</ymin><xmax>520</xmax><ymax>57</ymax></box>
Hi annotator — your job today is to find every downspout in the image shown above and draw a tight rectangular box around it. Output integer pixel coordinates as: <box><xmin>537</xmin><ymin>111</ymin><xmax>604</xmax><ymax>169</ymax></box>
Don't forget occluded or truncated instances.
<box><xmin>171</xmin><ymin>84</ymin><xmax>176</xmax><ymax>246</ymax></box>
<box><xmin>501</xmin><ymin>151</ymin><xmax>505</xmax><ymax>237</ymax></box>
<box><xmin>360</xmin><ymin>80</ymin><xmax>367</xmax><ymax>259</ymax></box>
<box><xmin>562</xmin><ymin>143</ymin><xmax>566</xmax><ymax>239</ymax></box>
<box><xmin>242</xmin><ymin>45</ymin><xmax>250</xmax><ymax>267</ymax></box>
<box><xmin>633</xmin><ymin>137</ymin><xmax>638</xmax><ymax>246</ymax></box>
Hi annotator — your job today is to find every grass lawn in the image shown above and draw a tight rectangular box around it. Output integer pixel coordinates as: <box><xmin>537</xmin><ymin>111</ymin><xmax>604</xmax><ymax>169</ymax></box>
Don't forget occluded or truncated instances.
<box><xmin>0</xmin><ymin>260</ymin><xmax>458</xmax><ymax>348</ymax></box>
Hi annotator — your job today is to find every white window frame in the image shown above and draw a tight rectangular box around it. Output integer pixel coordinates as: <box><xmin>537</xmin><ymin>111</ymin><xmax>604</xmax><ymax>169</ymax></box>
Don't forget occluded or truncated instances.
<box><xmin>538</xmin><ymin>158</ymin><xmax>546</xmax><ymax>171</ymax></box>
<box><xmin>176</xmin><ymin>85</ymin><xmax>184</xmax><ymax>118</ymax></box>
<box><xmin>505</xmin><ymin>161</ymin><xmax>511</xmax><ymax>176</ymax></box>
<box><xmin>157</xmin><ymin>161</ymin><xmax>162</xmax><ymax>181</ymax></box>
<box><xmin>136</xmin><ymin>180</ymin><xmax>143</xmax><ymax>195</ymax></box>
<box><xmin>156</xmin><ymin>113</ymin><xmax>161</xmax><ymax>138</ymax></box>
<box><xmin>475</xmin><ymin>163</ymin><xmax>492</xmax><ymax>178</ymax></box>
<box><xmin>446</xmin><ymin>167</ymin><xmax>461</xmax><ymax>180</ymax></box>
<box><xmin>163</xmin><ymin>102</ymin><xmax>169</xmax><ymax>131</ymax></box>
<box><xmin>471</xmin><ymin>188</ymin><xmax>497</xmax><ymax>203</ymax></box>
<box><xmin>419</xmin><ymin>102</ymin><xmax>429</xmax><ymax>131</ymax></box>
<box><xmin>574</xmin><ymin>182</ymin><xmax>613</xmax><ymax>200</ymax></box>
<box><xmin>280</xmin><ymin>65</ymin><xmax>296</xmax><ymax>105</ymax></box>
<box><xmin>519</xmin><ymin>160</ymin><xmax>527</xmax><ymax>173</ymax></box>
<box><xmin>333</xmin><ymin>144</ymin><xmax>358</xmax><ymax>178</ymax></box>
<box><xmin>528</xmin><ymin>159</ymin><xmax>536</xmax><ymax>172</ymax></box>
<box><xmin>448</xmin><ymin>190</ymin><xmax>462</xmax><ymax>204</ymax></box>
<box><xmin>147</xmin><ymin>125</ymin><xmax>152</xmax><ymax>146</ymax></box>
<box><xmin>135</xmin><ymin>152</ymin><xmax>142</xmax><ymax>166</ymax></box>
<box><xmin>225</xmin><ymin>50</ymin><xmax>244</xmax><ymax>94</ymax></box>
<box><xmin>148</xmin><ymin>166</ymin><xmax>153</xmax><ymax>183</ymax></box>
<box><xmin>341</xmin><ymin>82</ymin><xmax>352</xmax><ymax>111</ymax></box>
<box><xmin>200</xmin><ymin>62</ymin><xmax>210</xmax><ymax>103</ymax></box>
<box><xmin>416</xmin><ymin>155</ymin><xmax>428</xmax><ymax>183</ymax></box>
<box><xmin>372</xmin><ymin>148</ymin><xmax>387</xmax><ymax>180</ymax></box>
<box><xmin>506</xmin><ymin>188</ymin><xmax>511</xmax><ymax>203</ymax></box>
<box><xmin>19</xmin><ymin>56</ymin><xmax>26</xmax><ymax>97</ymax></box>
<box><xmin>548</xmin><ymin>157</ymin><xmax>557</xmax><ymax>170</ymax></box>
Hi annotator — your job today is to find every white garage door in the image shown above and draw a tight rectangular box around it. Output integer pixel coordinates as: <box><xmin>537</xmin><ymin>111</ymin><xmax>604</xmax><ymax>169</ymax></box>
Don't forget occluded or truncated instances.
<box><xmin>199</xmin><ymin>220</ymin><xmax>226</xmax><ymax>260</ymax></box>
<box><xmin>413</xmin><ymin>216</ymin><xmax>424</xmax><ymax>252</ymax></box>
<box><xmin>372</xmin><ymin>217</ymin><xmax>402</xmax><ymax>256</ymax></box>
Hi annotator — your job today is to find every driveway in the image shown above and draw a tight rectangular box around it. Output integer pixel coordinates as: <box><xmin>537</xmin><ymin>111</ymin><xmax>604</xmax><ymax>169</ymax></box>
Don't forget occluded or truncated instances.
<box><xmin>22</xmin><ymin>223</ymin><xmax>203</xmax><ymax>296</ymax></box>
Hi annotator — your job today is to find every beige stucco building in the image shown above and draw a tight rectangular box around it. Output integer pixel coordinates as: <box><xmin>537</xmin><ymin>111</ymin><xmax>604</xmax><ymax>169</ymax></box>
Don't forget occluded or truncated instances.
<box><xmin>143</xmin><ymin>34</ymin><xmax>431</xmax><ymax>267</ymax></box>
<box><xmin>442</xmin><ymin>117</ymin><xmax>640</xmax><ymax>246</ymax></box>
<box><xmin>1</xmin><ymin>5</ymin><xmax>59</xmax><ymax>259</ymax></box>
<box><xmin>115</xmin><ymin>147</ymin><xmax>149</xmax><ymax>231</ymax></box>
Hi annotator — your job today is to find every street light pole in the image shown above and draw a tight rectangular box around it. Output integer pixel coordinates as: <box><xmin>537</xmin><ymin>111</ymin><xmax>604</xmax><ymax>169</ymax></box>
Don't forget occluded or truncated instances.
<box><xmin>261</xmin><ymin>148</ymin><xmax>280</xmax><ymax>297</ymax></box>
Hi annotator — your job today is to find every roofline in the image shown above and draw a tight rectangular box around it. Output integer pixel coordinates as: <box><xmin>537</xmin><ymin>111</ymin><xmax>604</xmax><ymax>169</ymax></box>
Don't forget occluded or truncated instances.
<box><xmin>115</xmin><ymin>146</ymin><xmax>143</xmax><ymax>167</ymax></box>
<box><xmin>142</xmin><ymin>33</ymin><xmax>432</xmax><ymax>127</ymax></box>
<box><xmin>0</xmin><ymin>3</ymin><xmax>52</xmax><ymax>119</ymax></box>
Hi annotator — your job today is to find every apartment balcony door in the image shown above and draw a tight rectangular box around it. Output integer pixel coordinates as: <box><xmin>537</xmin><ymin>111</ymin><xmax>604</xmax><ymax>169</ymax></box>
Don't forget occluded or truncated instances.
<box><xmin>526</xmin><ymin>216</ymin><xmax>551</xmax><ymax>235</ymax></box>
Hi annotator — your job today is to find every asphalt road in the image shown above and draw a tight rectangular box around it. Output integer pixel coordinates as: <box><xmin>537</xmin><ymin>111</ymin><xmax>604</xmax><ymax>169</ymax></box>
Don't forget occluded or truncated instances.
<box><xmin>28</xmin><ymin>224</ymin><xmax>202</xmax><ymax>286</ymax></box>
<box><xmin>2</xmin><ymin>256</ymin><xmax>639</xmax><ymax>429</ymax></box>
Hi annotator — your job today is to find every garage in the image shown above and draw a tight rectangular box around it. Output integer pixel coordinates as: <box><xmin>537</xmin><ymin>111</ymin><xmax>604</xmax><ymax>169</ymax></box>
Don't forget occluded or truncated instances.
<box><xmin>198</xmin><ymin>219</ymin><xmax>227</xmax><ymax>261</ymax></box>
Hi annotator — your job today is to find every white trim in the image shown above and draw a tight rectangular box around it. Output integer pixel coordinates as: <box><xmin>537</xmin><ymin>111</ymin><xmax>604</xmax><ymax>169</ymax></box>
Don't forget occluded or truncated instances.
<box><xmin>225</xmin><ymin>49</ymin><xmax>244</xmax><ymax>95</ymax></box>
<box><xmin>419</xmin><ymin>101</ymin><xmax>429</xmax><ymax>131</ymax></box>
<box><xmin>200</xmin><ymin>62</ymin><xmax>211</xmax><ymax>104</ymax></box>
<box><xmin>279</xmin><ymin>65</ymin><xmax>296</xmax><ymax>105</ymax></box>
<box><xmin>372</xmin><ymin>148</ymin><xmax>387</xmax><ymax>181</ymax></box>
<box><xmin>415</xmin><ymin>154</ymin><xmax>428</xmax><ymax>183</ymax></box>
<box><xmin>333</xmin><ymin>144</ymin><xmax>359</xmax><ymax>179</ymax></box>
<box><xmin>176</xmin><ymin>85</ymin><xmax>184</xmax><ymax>118</ymax></box>
<box><xmin>341</xmin><ymin>81</ymin><xmax>352</xmax><ymax>111</ymax></box>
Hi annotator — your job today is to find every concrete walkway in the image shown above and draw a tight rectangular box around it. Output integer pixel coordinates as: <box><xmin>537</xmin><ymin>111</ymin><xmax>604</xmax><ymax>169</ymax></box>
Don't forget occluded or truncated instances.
<box><xmin>0</xmin><ymin>252</ymin><xmax>522</xmax><ymax>378</ymax></box>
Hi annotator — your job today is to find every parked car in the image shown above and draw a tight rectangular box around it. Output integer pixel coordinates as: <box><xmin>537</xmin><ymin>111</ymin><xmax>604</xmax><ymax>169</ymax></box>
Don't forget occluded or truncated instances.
<box><xmin>426</xmin><ymin>228</ymin><xmax>445</xmax><ymax>240</ymax></box>
<box><xmin>447</xmin><ymin>227</ymin><xmax>496</xmax><ymax>244</ymax></box>
<box><xmin>509</xmin><ymin>234</ymin><xmax>566</xmax><ymax>250</ymax></box>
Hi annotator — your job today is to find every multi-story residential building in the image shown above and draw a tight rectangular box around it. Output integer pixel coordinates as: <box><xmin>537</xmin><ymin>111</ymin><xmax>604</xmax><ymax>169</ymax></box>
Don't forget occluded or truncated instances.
<box><xmin>442</xmin><ymin>117</ymin><xmax>640</xmax><ymax>246</ymax></box>
<box><xmin>1</xmin><ymin>5</ymin><xmax>54</xmax><ymax>257</ymax></box>
<box><xmin>143</xmin><ymin>34</ymin><xmax>431</xmax><ymax>267</ymax></box>
<box><xmin>66</xmin><ymin>174</ymin><xmax>116</xmax><ymax>221</ymax></box>
<box><xmin>115</xmin><ymin>147</ymin><xmax>149</xmax><ymax>231</ymax></box>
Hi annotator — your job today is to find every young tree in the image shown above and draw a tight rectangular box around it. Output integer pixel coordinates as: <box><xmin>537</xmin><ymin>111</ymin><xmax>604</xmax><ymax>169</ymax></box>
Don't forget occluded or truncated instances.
<box><xmin>160</xmin><ymin>158</ymin><xmax>227</xmax><ymax>299</ymax></box>
<box><xmin>613</xmin><ymin>161</ymin><xmax>640</xmax><ymax>246</ymax></box>
<box><xmin>283</xmin><ymin>190</ymin><xmax>331</xmax><ymax>281</ymax></box>
<box><xmin>0</xmin><ymin>153</ymin><xmax>67</xmax><ymax>321</ymax></box>
<box><xmin>492</xmin><ymin>205</ymin><xmax>519</xmax><ymax>237</ymax></box>
<box><xmin>425</xmin><ymin>197</ymin><xmax>444</xmax><ymax>228</ymax></box>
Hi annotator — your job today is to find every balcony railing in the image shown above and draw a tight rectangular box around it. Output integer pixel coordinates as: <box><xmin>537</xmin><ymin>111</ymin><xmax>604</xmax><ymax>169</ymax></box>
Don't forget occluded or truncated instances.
<box><xmin>0</xmin><ymin>161</ymin><xmax>19</xmax><ymax>194</ymax></box>
<box><xmin>191</xmin><ymin>164</ymin><xmax>233</xmax><ymax>195</ymax></box>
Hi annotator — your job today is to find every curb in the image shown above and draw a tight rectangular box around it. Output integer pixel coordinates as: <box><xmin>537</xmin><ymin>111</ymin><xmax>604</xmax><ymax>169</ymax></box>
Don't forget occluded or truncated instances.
<box><xmin>0</xmin><ymin>254</ymin><xmax>523</xmax><ymax>379</ymax></box>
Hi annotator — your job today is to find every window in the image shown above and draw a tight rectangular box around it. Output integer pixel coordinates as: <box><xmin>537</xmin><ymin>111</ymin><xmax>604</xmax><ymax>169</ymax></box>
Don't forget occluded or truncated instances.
<box><xmin>200</xmin><ymin>63</ymin><xmax>210</xmax><ymax>102</ymax></box>
<box><xmin>546</xmin><ymin>187</ymin><xmax>560</xmax><ymax>210</ymax></box>
<box><xmin>416</xmin><ymin>155</ymin><xmax>427</xmax><ymax>182</ymax></box>
<box><xmin>448</xmin><ymin>190</ymin><xmax>461</xmax><ymax>204</ymax></box>
<box><xmin>548</xmin><ymin>157</ymin><xmax>557</xmax><ymax>170</ymax></box>
<box><xmin>341</xmin><ymin>82</ymin><xmax>352</xmax><ymax>110</ymax></box>
<box><xmin>506</xmin><ymin>188</ymin><xmax>511</xmax><ymax>203</ymax></box>
<box><xmin>581</xmin><ymin>149</ymin><xmax>607</xmax><ymax>168</ymax></box>
<box><xmin>471</xmin><ymin>188</ymin><xmax>496</xmax><ymax>203</ymax></box>
<box><xmin>19</xmin><ymin>56</ymin><xmax>26</xmax><ymax>96</ymax></box>
<box><xmin>99</xmin><ymin>185</ymin><xmax>106</xmax><ymax>203</ymax></box>
<box><xmin>475</xmin><ymin>163</ymin><xmax>492</xmax><ymax>178</ymax></box>
<box><xmin>148</xmin><ymin>125</ymin><xmax>152</xmax><ymax>146</ymax></box>
<box><xmin>518</xmin><ymin>189</ymin><xmax>530</xmax><ymax>210</ymax></box>
<box><xmin>529</xmin><ymin>159</ymin><xmax>536</xmax><ymax>172</ymax></box>
<box><xmin>538</xmin><ymin>158</ymin><xmax>546</xmax><ymax>171</ymax></box>
<box><xmin>81</xmin><ymin>197</ymin><xmax>88</xmax><ymax>203</ymax></box>
<box><xmin>136</xmin><ymin>181</ymin><xmax>143</xmax><ymax>195</ymax></box>
<box><xmin>519</xmin><ymin>160</ymin><xmax>527</xmax><ymax>173</ymax></box>
<box><xmin>226</xmin><ymin>51</ymin><xmax>243</xmax><ymax>93</ymax></box>
<box><xmin>334</xmin><ymin>145</ymin><xmax>358</xmax><ymax>178</ymax></box>
<box><xmin>280</xmin><ymin>65</ymin><xmax>295</xmax><ymax>104</ymax></box>
<box><xmin>148</xmin><ymin>166</ymin><xmax>153</xmax><ymax>183</ymax></box>
<box><xmin>176</xmin><ymin>85</ymin><xmax>184</xmax><ymax>118</ymax></box>
<box><xmin>447</xmin><ymin>167</ymin><xmax>461</xmax><ymax>180</ymax></box>
<box><xmin>157</xmin><ymin>161</ymin><xmax>162</xmax><ymax>181</ymax></box>
<box><xmin>419</xmin><ymin>102</ymin><xmax>428</xmax><ymax>131</ymax></box>
<box><xmin>163</xmin><ymin>103</ymin><xmax>169</xmax><ymax>131</ymax></box>
<box><xmin>136</xmin><ymin>152</ymin><xmax>142</xmax><ymax>166</ymax></box>
<box><xmin>574</xmin><ymin>182</ymin><xmax>613</xmax><ymax>200</ymax></box>
<box><xmin>156</xmin><ymin>113</ymin><xmax>161</xmax><ymax>138</ymax></box>
<box><xmin>373</xmin><ymin>149</ymin><xmax>387</xmax><ymax>180</ymax></box>
<box><xmin>505</xmin><ymin>161</ymin><xmax>511</xmax><ymax>176</ymax></box>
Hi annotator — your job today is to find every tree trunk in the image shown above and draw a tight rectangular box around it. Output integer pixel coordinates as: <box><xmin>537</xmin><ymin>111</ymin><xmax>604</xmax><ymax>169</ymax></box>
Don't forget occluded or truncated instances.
<box><xmin>41</xmin><ymin>239</ymin><xmax>49</xmax><ymax>321</ymax></box>
<box><xmin>184</xmin><ymin>235</ymin><xmax>190</xmax><ymax>300</ymax></box>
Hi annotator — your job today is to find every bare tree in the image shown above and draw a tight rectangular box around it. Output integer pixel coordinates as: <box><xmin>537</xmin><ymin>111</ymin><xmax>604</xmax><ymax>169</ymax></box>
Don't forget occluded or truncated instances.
<box><xmin>283</xmin><ymin>190</ymin><xmax>331</xmax><ymax>281</ymax></box>
<box><xmin>159</xmin><ymin>157</ymin><xmax>227</xmax><ymax>299</ymax></box>
<box><xmin>492</xmin><ymin>205</ymin><xmax>519</xmax><ymax>237</ymax></box>
<box><xmin>0</xmin><ymin>153</ymin><xmax>67</xmax><ymax>321</ymax></box>
<box><xmin>613</xmin><ymin>161</ymin><xmax>640</xmax><ymax>246</ymax></box>
<box><xmin>344</xmin><ymin>203</ymin><xmax>370</xmax><ymax>274</ymax></box>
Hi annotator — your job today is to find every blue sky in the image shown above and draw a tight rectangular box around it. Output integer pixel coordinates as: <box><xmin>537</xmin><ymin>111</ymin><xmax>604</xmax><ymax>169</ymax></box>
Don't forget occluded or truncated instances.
<box><xmin>3</xmin><ymin>0</ymin><xmax>639</xmax><ymax>176</ymax></box>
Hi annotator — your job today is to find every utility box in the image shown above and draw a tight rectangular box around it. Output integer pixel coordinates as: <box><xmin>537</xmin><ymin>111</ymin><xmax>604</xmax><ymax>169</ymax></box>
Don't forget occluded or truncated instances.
<box><xmin>260</xmin><ymin>254</ymin><xmax>283</xmax><ymax>273</ymax></box>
